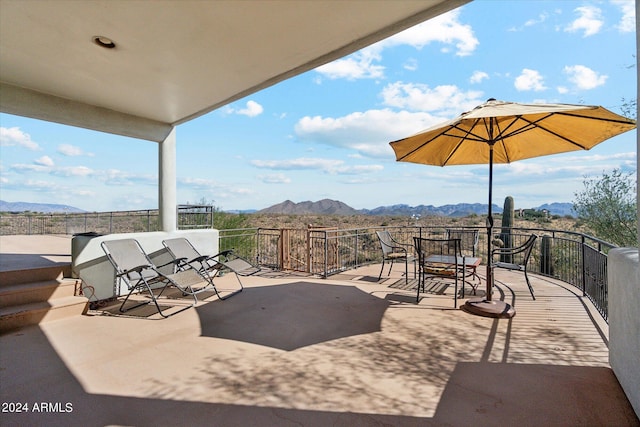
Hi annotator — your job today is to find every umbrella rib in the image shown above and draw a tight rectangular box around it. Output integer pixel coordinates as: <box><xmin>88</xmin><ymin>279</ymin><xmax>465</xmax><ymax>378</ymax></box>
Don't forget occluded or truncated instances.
<box><xmin>557</xmin><ymin>110</ymin><xmax>636</xmax><ymax>125</ymax></box>
<box><xmin>442</xmin><ymin>119</ymin><xmax>484</xmax><ymax>164</ymax></box>
<box><xmin>518</xmin><ymin>115</ymin><xmax>590</xmax><ymax>149</ymax></box>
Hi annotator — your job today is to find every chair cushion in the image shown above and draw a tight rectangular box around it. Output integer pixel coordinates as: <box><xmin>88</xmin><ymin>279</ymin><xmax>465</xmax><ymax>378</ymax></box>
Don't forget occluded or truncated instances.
<box><xmin>493</xmin><ymin>262</ymin><xmax>523</xmax><ymax>271</ymax></box>
<box><xmin>387</xmin><ymin>252</ymin><xmax>407</xmax><ymax>259</ymax></box>
<box><xmin>424</xmin><ymin>263</ymin><xmax>456</xmax><ymax>276</ymax></box>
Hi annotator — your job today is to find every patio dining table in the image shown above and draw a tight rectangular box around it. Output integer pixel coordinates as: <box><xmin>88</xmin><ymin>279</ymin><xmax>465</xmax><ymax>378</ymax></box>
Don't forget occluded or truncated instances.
<box><xmin>422</xmin><ymin>254</ymin><xmax>482</xmax><ymax>299</ymax></box>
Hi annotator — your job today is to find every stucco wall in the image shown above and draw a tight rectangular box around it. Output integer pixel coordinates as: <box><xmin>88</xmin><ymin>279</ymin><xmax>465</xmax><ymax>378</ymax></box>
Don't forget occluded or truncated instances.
<box><xmin>608</xmin><ymin>247</ymin><xmax>640</xmax><ymax>418</ymax></box>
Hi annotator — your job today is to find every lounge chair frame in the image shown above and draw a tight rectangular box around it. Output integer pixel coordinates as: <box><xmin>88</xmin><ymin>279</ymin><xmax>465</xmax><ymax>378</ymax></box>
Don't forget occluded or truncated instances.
<box><xmin>101</xmin><ymin>239</ymin><xmax>206</xmax><ymax>318</ymax></box>
<box><xmin>162</xmin><ymin>237</ymin><xmax>260</xmax><ymax>300</ymax></box>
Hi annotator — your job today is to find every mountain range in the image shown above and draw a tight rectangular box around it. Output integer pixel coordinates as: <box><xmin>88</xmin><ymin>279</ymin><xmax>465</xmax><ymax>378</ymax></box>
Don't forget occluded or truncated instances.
<box><xmin>258</xmin><ymin>199</ymin><xmax>576</xmax><ymax>217</ymax></box>
<box><xmin>0</xmin><ymin>200</ymin><xmax>86</xmax><ymax>213</ymax></box>
<box><xmin>1</xmin><ymin>199</ymin><xmax>576</xmax><ymax>217</ymax></box>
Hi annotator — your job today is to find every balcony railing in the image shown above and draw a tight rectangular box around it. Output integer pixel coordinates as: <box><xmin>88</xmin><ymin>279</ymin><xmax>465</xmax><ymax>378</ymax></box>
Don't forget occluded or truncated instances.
<box><xmin>0</xmin><ymin>205</ymin><xmax>214</xmax><ymax>235</ymax></box>
<box><xmin>0</xmin><ymin>210</ymin><xmax>613</xmax><ymax>321</ymax></box>
<box><xmin>219</xmin><ymin>225</ymin><xmax>613</xmax><ymax>321</ymax></box>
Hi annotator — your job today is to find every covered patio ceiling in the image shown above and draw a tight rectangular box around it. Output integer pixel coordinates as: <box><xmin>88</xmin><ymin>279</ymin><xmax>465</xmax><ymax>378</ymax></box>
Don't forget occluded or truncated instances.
<box><xmin>0</xmin><ymin>0</ymin><xmax>469</xmax><ymax>142</ymax></box>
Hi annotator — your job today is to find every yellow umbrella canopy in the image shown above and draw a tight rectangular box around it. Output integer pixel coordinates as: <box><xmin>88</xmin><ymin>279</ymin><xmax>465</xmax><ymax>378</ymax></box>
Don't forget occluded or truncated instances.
<box><xmin>390</xmin><ymin>99</ymin><xmax>636</xmax><ymax>165</ymax></box>
<box><xmin>389</xmin><ymin>98</ymin><xmax>636</xmax><ymax>318</ymax></box>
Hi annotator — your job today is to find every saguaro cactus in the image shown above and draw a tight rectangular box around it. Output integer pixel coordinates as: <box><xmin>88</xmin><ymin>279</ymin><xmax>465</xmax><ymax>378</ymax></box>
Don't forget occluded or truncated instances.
<box><xmin>500</xmin><ymin>196</ymin><xmax>514</xmax><ymax>263</ymax></box>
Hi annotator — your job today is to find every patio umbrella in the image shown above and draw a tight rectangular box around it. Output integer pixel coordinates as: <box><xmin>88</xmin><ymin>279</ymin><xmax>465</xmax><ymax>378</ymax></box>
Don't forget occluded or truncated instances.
<box><xmin>389</xmin><ymin>98</ymin><xmax>636</xmax><ymax>318</ymax></box>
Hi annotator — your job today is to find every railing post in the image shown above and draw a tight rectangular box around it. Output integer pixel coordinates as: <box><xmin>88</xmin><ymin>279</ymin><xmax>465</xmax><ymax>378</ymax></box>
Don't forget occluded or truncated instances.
<box><xmin>355</xmin><ymin>229</ymin><xmax>359</xmax><ymax>269</ymax></box>
<box><xmin>581</xmin><ymin>235</ymin><xmax>587</xmax><ymax>296</ymax></box>
<box><xmin>324</xmin><ymin>230</ymin><xmax>328</xmax><ymax>278</ymax></box>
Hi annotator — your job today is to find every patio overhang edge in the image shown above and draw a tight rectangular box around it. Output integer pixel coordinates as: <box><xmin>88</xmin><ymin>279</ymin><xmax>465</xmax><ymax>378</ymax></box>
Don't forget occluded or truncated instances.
<box><xmin>0</xmin><ymin>82</ymin><xmax>173</xmax><ymax>143</ymax></box>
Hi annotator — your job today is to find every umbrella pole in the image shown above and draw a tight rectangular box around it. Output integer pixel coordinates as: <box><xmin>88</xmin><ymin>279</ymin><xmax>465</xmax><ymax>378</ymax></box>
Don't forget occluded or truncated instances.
<box><xmin>486</xmin><ymin>145</ymin><xmax>494</xmax><ymax>302</ymax></box>
<box><xmin>462</xmin><ymin>139</ymin><xmax>515</xmax><ymax>318</ymax></box>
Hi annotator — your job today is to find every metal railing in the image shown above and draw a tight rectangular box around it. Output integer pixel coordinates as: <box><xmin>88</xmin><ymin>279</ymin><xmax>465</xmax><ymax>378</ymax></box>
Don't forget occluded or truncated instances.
<box><xmin>1</xmin><ymin>209</ymin><xmax>613</xmax><ymax>320</ymax></box>
<box><xmin>0</xmin><ymin>205</ymin><xmax>215</xmax><ymax>235</ymax></box>
<box><xmin>219</xmin><ymin>225</ymin><xmax>613</xmax><ymax>321</ymax></box>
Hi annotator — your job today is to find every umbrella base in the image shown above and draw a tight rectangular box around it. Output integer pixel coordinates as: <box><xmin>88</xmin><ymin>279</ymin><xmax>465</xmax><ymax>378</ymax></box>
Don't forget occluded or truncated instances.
<box><xmin>462</xmin><ymin>297</ymin><xmax>515</xmax><ymax>319</ymax></box>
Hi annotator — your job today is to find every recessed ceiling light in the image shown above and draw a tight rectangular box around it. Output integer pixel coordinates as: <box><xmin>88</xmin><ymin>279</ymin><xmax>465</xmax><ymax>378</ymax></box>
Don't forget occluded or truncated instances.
<box><xmin>92</xmin><ymin>36</ymin><xmax>116</xmax><ymax>49</ymax></box>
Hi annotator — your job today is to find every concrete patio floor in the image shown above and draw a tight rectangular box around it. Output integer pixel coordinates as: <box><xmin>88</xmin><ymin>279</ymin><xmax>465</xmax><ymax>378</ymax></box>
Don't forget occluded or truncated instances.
<box><xmin>1</xmin><ymin>236</ymin><xmax>638</xmax><ymax>426</ymax></box>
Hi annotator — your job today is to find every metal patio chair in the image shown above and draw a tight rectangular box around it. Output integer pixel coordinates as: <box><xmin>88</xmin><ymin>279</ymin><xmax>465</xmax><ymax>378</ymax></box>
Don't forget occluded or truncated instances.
<box><xmin>445</xmin><ymin>228</ymin><xmax>479</xmax><ymax>256</ymax></box>
<box><xmin>414</xmin><ymin>236</ymin><xmax>478</xmax><ymax>307</ymax></box>
<box><xmin>101</xmin><ymin>238</ymin><xmax>206</xmax><ymax>318</ymax></box>
<box><xmin>491</xmin><ymin>234</ymin><xmax>538</xmax><ymax>300</ymax></box>
<box><xmin>376</xmin><ymin>230</ymin><xmax>415</xmax><ymax>284</ymax></box>
<box><xmin>162</xmin><ymin>237</ymin><xmax>260</xmax><ymax>300</ymax></box>
<box><xmin>446</xmin><ymin>228</ymin><xmax>481</xmax><ymax>287</ymax></box>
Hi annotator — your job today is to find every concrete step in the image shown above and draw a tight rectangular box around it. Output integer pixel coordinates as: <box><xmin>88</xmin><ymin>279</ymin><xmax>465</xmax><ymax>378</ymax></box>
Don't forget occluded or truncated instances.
<box><xmin>0</xmin><ymin>296</ymin><xmax>89</xmax><ymax>334</ymax></box>
<box><xmin>0</xmin><ymin>263</ymin><xmax>88</xmax><ymax>334</ymax></box>
<box><xmin>0</xmin><ymin>277</ymin><xmax>81</xmax><ymax>308</ymax></box>
<box><xmin>0</xmin><ymin>264</ymin><xmax>71</xmax><ymax>286</ymax></box>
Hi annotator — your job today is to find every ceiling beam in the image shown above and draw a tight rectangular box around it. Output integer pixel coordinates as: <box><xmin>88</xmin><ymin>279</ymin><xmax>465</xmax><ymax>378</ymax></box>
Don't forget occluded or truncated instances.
<box><xmin>0</xmin><ymin>83</ymin><xmax>173</xmax><ymax>142</ymax></box>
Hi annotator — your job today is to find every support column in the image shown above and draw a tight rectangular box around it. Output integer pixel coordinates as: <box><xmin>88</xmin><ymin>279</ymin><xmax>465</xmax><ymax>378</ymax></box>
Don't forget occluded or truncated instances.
<box><xmin>159</xmin><ymin>127</ymin><xmax>177</xmax><ymax>232</ymax></box>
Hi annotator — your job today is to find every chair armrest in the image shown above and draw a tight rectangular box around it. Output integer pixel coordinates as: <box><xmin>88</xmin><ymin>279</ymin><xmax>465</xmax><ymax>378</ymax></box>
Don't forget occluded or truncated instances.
<box><xmin>118</xmin><ymin>264</ymin><xmax>154</xmax><ymax>277</ymax></box>
<box><xmin>491</xmin><ymin>240</ymin><xmax>532</xmax><ymax>256</ymax></box>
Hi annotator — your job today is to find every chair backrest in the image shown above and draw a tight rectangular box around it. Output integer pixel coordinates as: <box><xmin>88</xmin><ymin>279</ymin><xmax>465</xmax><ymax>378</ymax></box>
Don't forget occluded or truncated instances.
<box><xmin>413</xmin><ymin>237</ymin><xmax>462</xmax><ymax>263</ymax></box>
<box><xmin>163</xmin><ymin>237</ymin><xmax>201</xmax><ymax>262</ymax></box>
<box><xmin>101</xmin><ymin>239</ymin><xmax>156</xmax><ymax>282</ymax></box>
<box><xmin>446</xmin><ymin>229</ymin><xmax>479</xmax><ymax>256</ymax></box>
<box><xmin>521</xmin><ymin>234</ymin><xmax>538</xmax><ymax>263</ymax></box>
<box><xmin>376</xmin><ymin>230</ymin><xmax>397</xmax><ymax>256</ymax></box>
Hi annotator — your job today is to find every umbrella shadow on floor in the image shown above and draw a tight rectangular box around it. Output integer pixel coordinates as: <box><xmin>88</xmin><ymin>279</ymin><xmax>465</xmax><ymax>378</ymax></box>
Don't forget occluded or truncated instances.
<box><xmin>195</xmin><ymin>281</ymin><xmax>390</xmax><ymax>351</ymax></box>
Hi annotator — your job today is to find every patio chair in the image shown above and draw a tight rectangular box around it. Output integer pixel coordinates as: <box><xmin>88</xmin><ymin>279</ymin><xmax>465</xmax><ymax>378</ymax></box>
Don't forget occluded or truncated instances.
<box><xmin>445</xmin><ymin>228</ymin><xmax>479</xmax><ymax>256</ymax></box>
<box><xmin>414</xmin><ymin>237</ymin><xmax>477</xmax><ymax>307</ymax></box>
<box><xmin>101</xmin><ymin>238</ymin><xmax>206</xmax><ymax>318</ymax></box>
<box><xmin>491</xmin><ymin>234</ymin><xmax>538</xmax><ymax>300</ymax></box>
<box><xmin>162</xmin><ymin>237</ymin><xmax>260</xmax><ymax>300</ymax></box>
<box><xmin>446</xmin><ymin>228</ymin><xmax>481</xmax><ymax>288</ymax></box>
<box><xmin>376</xmin><ymin>230</ymin><xmax>415</xmax><ymax>284</ymax></box>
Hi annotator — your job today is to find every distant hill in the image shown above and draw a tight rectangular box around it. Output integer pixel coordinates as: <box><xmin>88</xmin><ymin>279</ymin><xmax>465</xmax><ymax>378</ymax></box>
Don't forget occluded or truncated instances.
<box><xmin>362</xmin><ymin>203</ymin><xmax>503</xmax><ymax>217</ymax></box>
<box><xmin>534</xmin><ymin>203</ymin><xmax>575</xmax><ymax>217</ymax></box>
<box><xmin>0</xmin><ymin>200</ymin><xmax>85</xmax><ymax>213</ymax></box>
<box><xmin>258</xmin><ymin>199</ymin><xmax>575</xmax><ymax>217</ymax></box>
<box><xmin>258</xmin><ymin>199</ymin><xmax>360</xmax><ymax>215</ymax></box>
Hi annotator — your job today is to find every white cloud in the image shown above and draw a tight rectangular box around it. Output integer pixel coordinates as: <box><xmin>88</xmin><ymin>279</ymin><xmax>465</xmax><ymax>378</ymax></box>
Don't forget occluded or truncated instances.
<box><xmin>514</xmin><ymin>69</ymin><xmax>547</xmax><ymax>91</ymax></box>
<box><xmin>294</xmin><ymin>109</ymin><xmax>445</xmax><ymax>158</ymax></box>
<box><xmin>23</xmin><ymin>179</ymin><xmax>58</xmax><ymax>191</ymax></box>
<box><xmin>403</xmin><ymin>58</ymin><xmax>418</xmax><ymax>71</ymax></box>
<box><xmin>380</xmin><ymin>82</ymin><xmax>484</xmax><ymax>114</ymax></box>
<box><xmin>257</xmin><ymin>173</ymin><xmax>291</xmax><ymax>184</ymax></box>
<box><xmin>53</xmin><ymin>166</ymin><xmax>93</xmax><ymax>177</ymax></box>
<box><xmin>556</xmin><ymin>86</ymin><xmax>569</xmax><ymax>94</ymax></box>
<box><xmin>315</xmin><ymin>9</ymin><xmax>478</xmax><ymax>80</ymax></box>
<box><xmin>238</xmin><ymin>100</ymin><xmax>264</xmax><ymax>117</ymax></box>
<box><xmin>611</xmin><ymin>0</ymin><xmax>636</xmax><ymax>33</ymax></box>
<box><xmin>34</xmin><ymin>156</ymin><xmax>54</xmax><ymax>167</ymax></box>
<box><xmin>383</xmin><ymin>9</ymin><xmax>479</xmax><ymax>57</ymax></box>
<box><xmin>525</xmin><ymin>12</ymin><xmax>549</xmax><ymax>27</ymax></box>
<box><xmin>227</xmin><ymin>100</ymin><xmax>264</xmax><ymax>117</ymax></box>
<box><xmin>58</xmin><ymin>144</ymin><xmax>93</xmax><ymax>157</ymax></box>
<box><xmin>10</xmin><ymin>163</ymin><xmax>50</xmax><ymax>173</ymax></box>
<box><xmin>0</xmin><ymin>127</ymin><xmax>40</xmax><ymax>150</ymax></box>
<box><xmin>564</xmin><ymin>6</ymin><xmax>603</xmax><ymax>37</ymax></box>
<box><xmin>101</xmin><ymin>169</ymin><xmax>156</xmax><ymax>186</ymax></box>
<box><xmin>563</xmin><ymin>65</ymin><xmax>607</xmax><ymax>90</ymax></box>
<box><xmin>470</xmin><ymin>71</ymin><xmax>489</xmax><ymax>84</ymax></box>
<box><xmin>251</xmin><ymin>157</ymin><xmax>383</xmax><ymax>175</ymax></box>
<box><xmin>316</xmin><ymin>46</ymin><xmax>385</xmax><ymax>80</ymax></box>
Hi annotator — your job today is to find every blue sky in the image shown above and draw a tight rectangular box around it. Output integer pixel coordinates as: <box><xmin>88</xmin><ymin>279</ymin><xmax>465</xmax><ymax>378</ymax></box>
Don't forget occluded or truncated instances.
<box><xmin>0</xmin><ymin>0</ymin><xmax>636</xmax><ymax>212</ymax></box>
